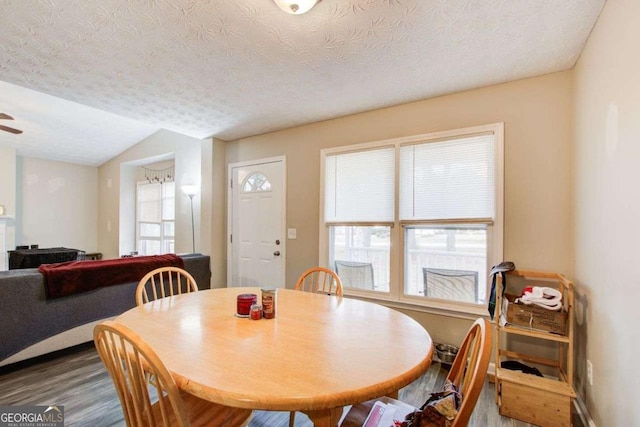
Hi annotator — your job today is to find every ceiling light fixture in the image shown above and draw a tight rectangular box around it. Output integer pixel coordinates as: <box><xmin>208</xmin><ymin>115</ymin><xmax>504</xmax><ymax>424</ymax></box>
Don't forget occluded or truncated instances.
<box><xmin>273</xmin><ymin>0</ymin><xmax>320</xmax><ymax>15</ymax></box>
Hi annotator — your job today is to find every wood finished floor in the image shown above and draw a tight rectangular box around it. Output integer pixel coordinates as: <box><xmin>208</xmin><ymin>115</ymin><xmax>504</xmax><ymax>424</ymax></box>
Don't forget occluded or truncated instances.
<box><xmin>0</xmin><ymin>344</ymin><xmax>577</xmax><ymax>426</ymax></box>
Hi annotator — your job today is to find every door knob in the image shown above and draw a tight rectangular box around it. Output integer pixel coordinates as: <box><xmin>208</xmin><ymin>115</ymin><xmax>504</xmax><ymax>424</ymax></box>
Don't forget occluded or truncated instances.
<box><xmin>273</xmin><ymin>251</ymin><xmax>281</xmax><ymax>256</ymax></box>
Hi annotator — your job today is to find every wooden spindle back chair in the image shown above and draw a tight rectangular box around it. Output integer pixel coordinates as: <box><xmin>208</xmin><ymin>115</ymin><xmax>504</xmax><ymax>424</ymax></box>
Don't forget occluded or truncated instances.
<box><xmin>294</xmin><ymin>266</ymin><xmax>343</xmax><ymax>297</ymax></box>
<box><xmin>136</xmin><ymin>267</ymin><xmax>198</xmax><ymax>306</ymax></box>
<box><xmin>94</xmin><ymin>321</ymin><xmax>252</xmax><ymax>427</ymax></box>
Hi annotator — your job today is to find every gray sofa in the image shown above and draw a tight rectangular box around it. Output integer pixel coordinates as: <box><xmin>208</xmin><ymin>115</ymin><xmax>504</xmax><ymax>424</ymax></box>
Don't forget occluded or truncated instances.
<box><xmin>0</xmin><ymin>253</ymin><xmax>211</xmax><ymax>367</ymax></box>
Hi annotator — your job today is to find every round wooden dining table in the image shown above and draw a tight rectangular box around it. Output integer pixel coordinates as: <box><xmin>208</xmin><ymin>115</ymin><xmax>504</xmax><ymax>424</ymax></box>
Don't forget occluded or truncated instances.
<box><xmin>114</xmin><ymin>287</ymin><xmax>433</xmax><ymax>426</ymax></box>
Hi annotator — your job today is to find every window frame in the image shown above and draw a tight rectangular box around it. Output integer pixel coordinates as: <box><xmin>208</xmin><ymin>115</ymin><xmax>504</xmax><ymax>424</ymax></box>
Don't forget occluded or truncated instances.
<box><xmin>319</xmin><ymin>123</ymin><xmax>504</xmax><ymax>315</ymax></box>
<box><xmin>136</xmin><ymin>181</ymin><xmax>176</xmax><ymax>256</ymax></box>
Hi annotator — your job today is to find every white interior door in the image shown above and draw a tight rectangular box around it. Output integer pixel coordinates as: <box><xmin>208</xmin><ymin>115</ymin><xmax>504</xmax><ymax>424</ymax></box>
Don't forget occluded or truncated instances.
<box><xmin>228</xmin><ymin>158</ymin><xmax>285</xmax><ymax>288</ymax></box>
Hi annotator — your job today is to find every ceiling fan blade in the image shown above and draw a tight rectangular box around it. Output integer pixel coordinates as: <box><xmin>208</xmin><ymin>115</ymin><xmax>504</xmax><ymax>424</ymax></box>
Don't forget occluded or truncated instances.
<box><xmin>0</xmin><ymin>113</ymin><xmax>15</xmax><ymax>120</ymax></box>
<box><xmin>0</xmin><ymin>124</ymin><xmax>23</xmax><ymax>134</ymax></box>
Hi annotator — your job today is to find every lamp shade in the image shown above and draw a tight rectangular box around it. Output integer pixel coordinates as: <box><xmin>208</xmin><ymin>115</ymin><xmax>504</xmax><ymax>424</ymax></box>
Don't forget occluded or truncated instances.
<box><xmin>181</xmin><ymin>185</ymin><xmax>199</xmax><ymax>197</ymax></box>
<box><xmin>273</xmin><ymin>0</ymin><xmax>319</xmax><ymax>15</ymax></box>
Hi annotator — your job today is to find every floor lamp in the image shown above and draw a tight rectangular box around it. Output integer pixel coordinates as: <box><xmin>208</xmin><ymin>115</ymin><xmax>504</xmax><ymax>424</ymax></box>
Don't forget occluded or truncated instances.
<box><xmin>181</xmin><ymin>185</ymin><xmax>199</xmax><ymax>253</ymax></box>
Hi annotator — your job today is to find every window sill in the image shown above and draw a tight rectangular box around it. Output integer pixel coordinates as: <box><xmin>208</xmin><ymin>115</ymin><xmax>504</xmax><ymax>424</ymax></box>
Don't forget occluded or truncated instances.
<box><xmin>342</xmin><ymin>290</ymin><xmax>490</xmax><ymax>320</ymax></box>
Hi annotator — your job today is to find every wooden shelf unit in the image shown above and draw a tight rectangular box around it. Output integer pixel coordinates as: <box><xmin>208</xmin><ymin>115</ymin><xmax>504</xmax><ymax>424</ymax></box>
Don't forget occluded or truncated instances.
<box><xmin>494</xmin><ymin>270</ymin><xmax>576</xmax><ymax>427</ymax></box>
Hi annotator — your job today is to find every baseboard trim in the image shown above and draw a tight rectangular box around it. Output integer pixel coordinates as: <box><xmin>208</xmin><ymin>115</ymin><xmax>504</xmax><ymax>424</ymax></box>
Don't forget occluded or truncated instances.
<box><xmin>574</xmin><ymin>394</ymin><xmax>596</xmax><ymax>427</ymax></box>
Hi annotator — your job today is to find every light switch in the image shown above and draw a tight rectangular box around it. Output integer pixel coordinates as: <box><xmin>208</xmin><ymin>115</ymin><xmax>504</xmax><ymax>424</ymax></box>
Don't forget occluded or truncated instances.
<box><xmin>287</xmin><ymin>228</ymin><xmax>297</xmax><ymax>239</ymax></box>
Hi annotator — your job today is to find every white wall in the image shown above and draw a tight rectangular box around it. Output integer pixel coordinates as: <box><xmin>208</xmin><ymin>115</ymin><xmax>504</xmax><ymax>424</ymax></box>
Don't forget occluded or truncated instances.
<box><xmin>175</xmin><ymin>138</ymin><xmax>202</xmax><ymax>254</ymax></box>
<box><xmin>98</xmin><ymin>129</ymin><xmax>211</xmax><ymax>261</ymax></box>
<box><xmin>0</xmin><ymin>147</ymin><xmax>17</xmax><ymax>269</ymax></box>
<box><xmin>226</xmin><ymin>71</ymin><xmax>573</xmax><ymax>351</ymax></box>
<box><xmin>227</xmin><ymin>71</ymin><xmax>574</xmax><ymax>291</ymax></box>
<box><xmin>207</xmin><ymin>138</ymin><xmax>226</xmax><ymax>287</ymax></box>
<box><xmin>119</xmin><ymin>163</ymin><xmax>138</xmax><ymax>255</ymax></box>
<box><xmin>17</xmin><ymin>157</ymin><xmax>98</xmax><ymax>252</ymax></box>
<box><xmin>0</xmin><ymin>147</ymin><xmax>16</xmax><ymax>218</ymax></box>
<box><xmin>573</xmin><ymin>0</ymin><xmax>640</xmax><ymax>425</ymax></box>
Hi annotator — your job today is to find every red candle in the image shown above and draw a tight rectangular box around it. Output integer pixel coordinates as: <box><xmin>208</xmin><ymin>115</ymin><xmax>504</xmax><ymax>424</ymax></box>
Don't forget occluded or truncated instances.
<box><xmin>250</xmin><ymin>304</ymin><xmax>262</xmax><ymax>320</ymax></box>
<box><xmin>237</xmin><ymin>294</ymin><xmax>257</xmax><ymax>316</ymax></box>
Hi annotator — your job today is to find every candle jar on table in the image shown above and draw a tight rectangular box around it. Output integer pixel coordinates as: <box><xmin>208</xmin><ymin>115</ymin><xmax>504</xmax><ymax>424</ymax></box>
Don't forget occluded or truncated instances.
<box><xmin>250</xmin><ymin>304</ymin><xmax>262</xmax><ymax>320</ymax></box>
<box><xmin>237</xmin><ymin>294</ymin><xmax>257</xmax><ymax>317</ymax></box>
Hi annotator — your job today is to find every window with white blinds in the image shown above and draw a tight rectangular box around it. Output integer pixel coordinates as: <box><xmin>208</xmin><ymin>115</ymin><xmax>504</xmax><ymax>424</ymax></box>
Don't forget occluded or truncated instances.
<box><xmin>137</xmin><ymin>181</ymin><xmax>175</xmax><ymax>255</ymax></box>
<box><xmin>399</xmin><ymin>134</ymin><xmax>495</xmax><ymax>222</ymax></box>
<box><xmin>138</xmin><ymin>183</ymin><xmax>162</xmax><ymax>223</ymax></box>
<box><xmin>324</xmin><ymin>147</ymin><xmax>394</xmax><ymax>223</ymax></box>
<box><xmin>320</xmin><ymin>123</ymin><xmax>503</xmax><ymax>312</ymax></box>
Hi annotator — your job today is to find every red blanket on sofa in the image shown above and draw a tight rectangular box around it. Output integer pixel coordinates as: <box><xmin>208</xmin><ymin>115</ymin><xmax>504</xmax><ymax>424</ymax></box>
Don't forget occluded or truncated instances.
<box><xmin>39</xmin><ymin>254</ymin><xmax>185</xmax><ymax>299</ymax></box>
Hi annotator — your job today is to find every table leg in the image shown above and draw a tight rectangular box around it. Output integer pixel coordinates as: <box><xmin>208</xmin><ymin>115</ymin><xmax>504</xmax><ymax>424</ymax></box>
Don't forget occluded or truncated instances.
<box><xmin>303</xmin><ymin>407</ymin><xmax>344</xmax><ymax>427</ymax></box>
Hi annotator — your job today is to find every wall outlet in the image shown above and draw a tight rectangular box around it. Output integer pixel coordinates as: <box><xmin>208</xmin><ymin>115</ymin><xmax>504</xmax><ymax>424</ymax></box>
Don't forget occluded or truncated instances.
<box><xmin>586</xmin><ymin>359</ymin><xmax>593</xmax><ymax>386</ymax></box>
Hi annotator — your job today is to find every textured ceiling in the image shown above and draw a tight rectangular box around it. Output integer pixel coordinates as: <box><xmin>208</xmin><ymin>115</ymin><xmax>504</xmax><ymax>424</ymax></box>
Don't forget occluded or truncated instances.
<box><xmin>0</xmin><ymin>0</ymin><xmax>605</xmax><ymax>166</ymax></box>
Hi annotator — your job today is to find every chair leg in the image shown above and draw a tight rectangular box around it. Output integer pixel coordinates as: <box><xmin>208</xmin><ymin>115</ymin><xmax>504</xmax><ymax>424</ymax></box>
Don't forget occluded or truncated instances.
<box><xmin>240</xmin><ymin>411</ymin><xmax>254</xmax><ymax>427</ymax></box>
<box><xmin>289</xmin><ymin>411</ymin><xmax>295</xmax><ymax>427</ymax></box>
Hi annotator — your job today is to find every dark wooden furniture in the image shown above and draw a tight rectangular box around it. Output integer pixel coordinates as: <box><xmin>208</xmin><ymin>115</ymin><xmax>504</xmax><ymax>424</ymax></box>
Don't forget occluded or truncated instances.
<box><xmin>8</xmin><ymin>247</ymin><xmax>84</xmax><ymax>269</ymax></box>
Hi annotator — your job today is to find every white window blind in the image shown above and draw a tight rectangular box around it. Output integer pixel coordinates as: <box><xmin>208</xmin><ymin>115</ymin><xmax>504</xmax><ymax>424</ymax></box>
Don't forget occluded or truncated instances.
<box><xmin>324</xmin><ymin>147</ymin><xmax>394</xmax><ymax>222</ymax></box>
<box><xmin>399</xmin><ymin>134</ymin><xmax>495</xmax><ymax>221</ymax></box>
<box><xmin>138</xmin><ymin>183</ymin><xmax>162</xmax><ymax>222</ymax></box>
<box><xmin>162</xmin><ymin>182</ymin><xmax>175</xmax><ymax>220</ymax></box>
<box><xmin>137</xmin><ymin>181</ymin><xmax>175</xmax><ymax>255</ymax></box>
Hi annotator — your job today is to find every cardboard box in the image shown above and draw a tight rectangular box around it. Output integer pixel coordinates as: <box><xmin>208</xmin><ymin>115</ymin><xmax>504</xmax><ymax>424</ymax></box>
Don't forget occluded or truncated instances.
<box><xmin>502</xmin><ymin>294</ymin><xmax>568</xmax><ymax>335</ymax></box>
